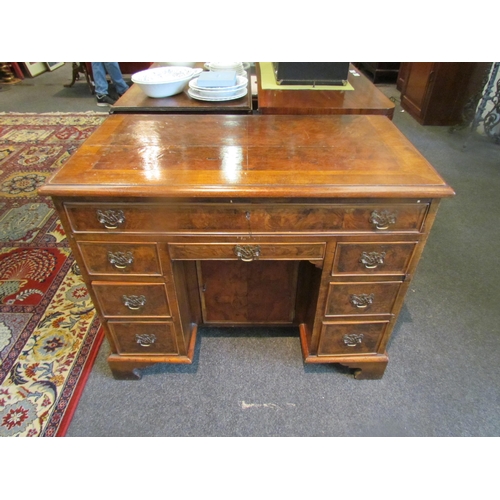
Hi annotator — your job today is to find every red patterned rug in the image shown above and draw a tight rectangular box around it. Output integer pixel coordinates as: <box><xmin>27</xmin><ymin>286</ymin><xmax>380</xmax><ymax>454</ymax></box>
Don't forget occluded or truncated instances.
<box><xmin>0</xmin><ymin>112</ymin><xmax>107</xmax><ymax>436</ymax></box>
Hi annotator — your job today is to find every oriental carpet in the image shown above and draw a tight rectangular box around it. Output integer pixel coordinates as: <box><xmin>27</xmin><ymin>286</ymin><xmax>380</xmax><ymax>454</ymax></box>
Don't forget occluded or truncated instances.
<box><xmin>0</xmin><ymin>113</ymin><xmax>107</xmax><ymax>436</ymax></box>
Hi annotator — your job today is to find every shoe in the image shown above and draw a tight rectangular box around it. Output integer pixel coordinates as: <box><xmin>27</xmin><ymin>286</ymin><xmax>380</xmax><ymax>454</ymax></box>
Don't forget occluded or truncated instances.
<box><xmin>96</xmin><ymin>94</ymin><xmax>116</xmax><ymax>106</ymax></box>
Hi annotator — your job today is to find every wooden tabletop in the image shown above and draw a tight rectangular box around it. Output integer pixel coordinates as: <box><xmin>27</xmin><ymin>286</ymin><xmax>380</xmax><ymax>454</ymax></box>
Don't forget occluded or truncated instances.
<box><xmin>256</xmin><ymin>63</ymin><xmax>396</xmax><ymax>118</ymax></box>
<box><xmin>39</xmin><ymin>114</ymin><xmax>454</xmax><ymax>199</ymax></box>
<box><xmin>112</xmin><ymin>63</ymin><xmax>253</xmax><ymax>114</ymax></box>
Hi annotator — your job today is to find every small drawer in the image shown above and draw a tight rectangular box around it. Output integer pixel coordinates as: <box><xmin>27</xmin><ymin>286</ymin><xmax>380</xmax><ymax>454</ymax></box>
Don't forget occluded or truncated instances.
<box><xmin>317</xmin><ymin>320</ymin><xmax>389</xmax><ymax>356</ymax></box>
<box><xmin>64</xmin><ymin>202</ymin><xmax>429</xmax><ymax>234</ymax></box>
<box><xmin>325</xmin><ymin>281</ymin><xmax>401</xmax><ymax>316</ymax></box>
<box><xmin>108</xmin><ymin>321</ymin><xmax>178</xmax><ymax>355</ymax></box>
<box><xmin>78</xmin><ymin>242</ymin><xmax>161</xmax><ymax>276</ymax></box>
<box><xmin>332</xmin><ymin>242</ymin><xmax>417</xmax><ymax>276</ymax></box>
<box><xmin>92</xmin><ymin>282</ymin><xmax>171</xmax><ymax>318</ymax></box>
<box><xmin>168</xmin><ymin>243</ymin><xmax>325</xmax><ymax>261</ymax></box>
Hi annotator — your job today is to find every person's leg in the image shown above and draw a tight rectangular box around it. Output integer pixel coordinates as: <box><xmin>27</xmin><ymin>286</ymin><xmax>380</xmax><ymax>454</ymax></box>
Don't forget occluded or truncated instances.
<box><xmin>91</xmin><ymin>62</ymin><xmax>110</xmax><ymax>96</ymax></box>
<box><xmin>103</xmin><ymin>62</ymin><xmax>129</xmax><ymax>95</ymax></box>
<box><xmin>91</xmin><ymin>62</ymin><xmax>117</xmax><ymax>106</ymax></box>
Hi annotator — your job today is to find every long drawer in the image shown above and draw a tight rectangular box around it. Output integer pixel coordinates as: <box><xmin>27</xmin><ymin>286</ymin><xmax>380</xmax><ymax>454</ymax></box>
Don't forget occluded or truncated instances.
<box><xmin>64</xmin><ymin>202</ymin><xmax>429</xmax><ymax>234</ymax></box>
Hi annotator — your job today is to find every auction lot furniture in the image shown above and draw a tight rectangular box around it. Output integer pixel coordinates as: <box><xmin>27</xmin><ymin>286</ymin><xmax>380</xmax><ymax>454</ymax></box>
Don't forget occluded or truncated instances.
<box><xmin>256</xmin><ymin>63</ymin><xmax>395</xmax><ymax>118</ymax></box>
<box><xmin>355</xmin><ymin>62</ymin><xmax>401</xmax><ymax>84</ymax></box>
<box><xmin>397</xmin><ymin>62</ymin><xmax>491</xmax><ymax>126</ymax></box>
<box><xmin>112</xmin><ymin>63</ymin><xmax>253</xmax><ymax>115</ymax></box>
<box><xmin>39</xmin><ymin>114</ymin><xmax>454</xmax><ymax>380</ymax></box>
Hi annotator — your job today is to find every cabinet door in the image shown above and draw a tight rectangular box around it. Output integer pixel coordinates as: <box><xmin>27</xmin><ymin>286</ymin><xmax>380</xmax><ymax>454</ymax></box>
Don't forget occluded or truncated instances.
<box><xmin>198</xmin><ymin>260</ymin><xmax>299</xmax><ymax>324</ymax></box>
<box><xmin>397</xmin><ymin>62</ymin><xmax>411</xmax><ymax>91</ymax></box>
<box><xmin>400</xmin><ymin>62</ymin><xmax>435</xmax><ymax>120</ymax></box>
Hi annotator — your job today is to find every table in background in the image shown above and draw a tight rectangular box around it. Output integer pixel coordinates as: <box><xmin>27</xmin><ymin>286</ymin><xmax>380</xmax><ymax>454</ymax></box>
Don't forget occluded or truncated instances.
<box><xmin>256</xmin><ymin>63</ymin><xmax>395</xmax><ymax>118</ymax></box>
<box><xmin>112</xmin><ymin>62</ymin><xmax>253</xmax><ymax>115</ymax></box>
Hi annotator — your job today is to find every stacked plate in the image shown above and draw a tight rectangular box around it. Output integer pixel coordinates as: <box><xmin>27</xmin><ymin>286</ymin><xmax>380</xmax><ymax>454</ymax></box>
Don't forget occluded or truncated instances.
<box><xmin>188</xmin><ymin>74</ymin><xmax>248</xmax><ymax>102</ymax></box>
<box><xmin>204</xmin><ymin>62</ymin><xmax>248</xmax><ymax>76</ymax></box>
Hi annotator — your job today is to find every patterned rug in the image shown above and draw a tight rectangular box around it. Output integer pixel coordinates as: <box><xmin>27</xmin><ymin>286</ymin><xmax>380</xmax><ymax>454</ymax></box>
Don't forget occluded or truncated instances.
<box><xmin>0</xmin><ymin>113</ymin><xmax>107</xmax><ymax>436</ymax></box>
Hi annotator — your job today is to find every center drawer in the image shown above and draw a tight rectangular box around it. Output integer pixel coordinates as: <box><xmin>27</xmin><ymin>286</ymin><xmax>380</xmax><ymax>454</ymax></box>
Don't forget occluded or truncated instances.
<box><xmin>168</xmin><ymin>242</ymin><xmax>325</xmax><ymax>261</ymax></box>
<box><xmin>64</xmin><ymin>202</ymin><xmax>429</xmax><ymax>234</ymax></box>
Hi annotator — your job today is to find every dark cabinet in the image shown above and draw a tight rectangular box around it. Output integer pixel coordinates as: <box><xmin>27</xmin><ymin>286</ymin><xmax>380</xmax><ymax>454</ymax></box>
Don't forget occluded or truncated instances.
<box><xmin>398</xmin><ymin>62</ymin><xmax>491</xmax><ymax>126</ymax></box>
<box><xmin>355</xmin><ymin>62</ymin><xmax>401</xmax><ymax>83</ymax></box>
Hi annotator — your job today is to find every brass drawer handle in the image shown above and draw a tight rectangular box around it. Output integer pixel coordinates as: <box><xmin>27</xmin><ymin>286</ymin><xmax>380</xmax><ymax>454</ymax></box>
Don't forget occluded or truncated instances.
<box><xmin>234</xmin><ymin>244</ymin><xmax>261</xmax><ymax>262</ymax></box>
<box><xmin>343</xmin><ymin>333</ymin><xmax>364</xmax><ymax>347</ymax></box>
<box><xmin>108</xmin><ymin>251</ymin><xmax>134</xmax><ymax>269</ymax></box>
<box><xmin>360</xmin><ymin>251</ymin><xmax>386</xmax><ymax>269</ymax></box>
<box><xmin>350</xmin><ymin>293</ymin><xmax>374</xmax><ymax>309</ymax></box>
<box><xmin>97</xmin><ymin>209</ymin><xmax>125</xmax><ymax>230</ymax></box>
<box><xmin>135</xmin><ymin>333</ymin><xmax>156</xmax><ymax>347</ymax></box>
<box><xmin>370</xmin><ymin>210</ymin><xmax>397</xmax><ymax>230</ymax></box>
<box><xmin>122</xmin><ymin>294</ymin><xmax>146</xmax><ymax>310</ymax></box>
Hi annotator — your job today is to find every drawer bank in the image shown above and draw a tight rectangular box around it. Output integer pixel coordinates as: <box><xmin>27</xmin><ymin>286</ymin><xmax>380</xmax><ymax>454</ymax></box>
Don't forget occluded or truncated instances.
<box><xmin>39</xmin><ymin>114</ymin><xmax>454</xmax><ymax>379</ymax></box>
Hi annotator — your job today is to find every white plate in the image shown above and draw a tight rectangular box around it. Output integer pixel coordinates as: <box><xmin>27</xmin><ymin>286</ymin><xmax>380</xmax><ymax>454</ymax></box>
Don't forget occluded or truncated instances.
<box><xmin>205</xmin><ymin>62</ymin><xmax>250</xmax><ymax>70</ymax></box>
<box><xmin>189</xmin><ymin>75</ymin><xmax>248</xmax><ymax>93</ymax></box>
<box><xmin>188</xmin><ymin>88</ymin><xmax>248</xmax><ymax>102</ymax></box>
<box><xmin>204</xmin><ymin>62</ymin><xmax>248</xmax><ymax>75</ymax></box>
<box><xmin>187</xmin><ymin>86</ymin><xmax>245</xmax><ymax>98</ymax></box>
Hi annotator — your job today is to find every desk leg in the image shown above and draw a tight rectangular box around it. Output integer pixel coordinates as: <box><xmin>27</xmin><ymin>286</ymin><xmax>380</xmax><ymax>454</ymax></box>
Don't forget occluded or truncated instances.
<box><xmin>107</xmin><ymin>355</ymin><xmax>156</xmax><ymax>380</ymax></box>
<box><xmin>340</xmin><ymin>353</ymin><xmax>389</xmax><ymax>380</ymax></box>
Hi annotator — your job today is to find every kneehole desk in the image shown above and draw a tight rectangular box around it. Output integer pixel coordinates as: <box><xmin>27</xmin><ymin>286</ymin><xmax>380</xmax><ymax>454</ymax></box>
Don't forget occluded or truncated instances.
<box><xmin>39</xmin><ymin>114</ymin><xmax>454</xmax><ymax>379</ymax></box>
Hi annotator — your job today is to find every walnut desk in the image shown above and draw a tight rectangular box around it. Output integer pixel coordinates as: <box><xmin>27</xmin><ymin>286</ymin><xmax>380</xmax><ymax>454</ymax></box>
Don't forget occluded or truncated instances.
<box><xmin>39</xmin><ymin>114</ymin><xmax>454</xmax><ymax>380</ymax></box>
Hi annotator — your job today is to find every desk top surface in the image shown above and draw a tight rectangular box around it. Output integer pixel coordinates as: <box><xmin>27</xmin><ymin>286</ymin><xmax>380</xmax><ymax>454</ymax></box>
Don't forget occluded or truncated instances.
<box><xmin>40</xmin><ymin>114</ymin><xmax>454</xmax><ymax>199</ymax></box>
<box><xmin>257</xmin><ymin>63</ymin><xmax>395</xmax><ymax>117</ymax></box>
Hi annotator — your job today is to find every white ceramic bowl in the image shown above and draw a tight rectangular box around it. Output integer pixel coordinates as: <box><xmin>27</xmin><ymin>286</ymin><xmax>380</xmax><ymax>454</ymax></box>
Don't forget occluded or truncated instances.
<box><xmin>131</xmin><ymin>67</ymin><xmax>202</xmax><ymax>98</ymax></box>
